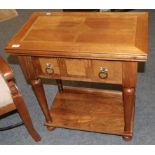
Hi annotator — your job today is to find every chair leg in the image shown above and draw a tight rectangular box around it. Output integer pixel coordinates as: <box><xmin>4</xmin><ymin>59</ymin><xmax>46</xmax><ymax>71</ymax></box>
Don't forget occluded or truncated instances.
<box><xmin>13</xmin><ymin>94</ymin><xmax>41</xmax><ymax>142</ymax></box>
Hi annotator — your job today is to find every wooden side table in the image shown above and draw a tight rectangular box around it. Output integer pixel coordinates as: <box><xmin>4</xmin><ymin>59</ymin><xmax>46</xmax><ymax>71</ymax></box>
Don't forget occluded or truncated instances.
<box><xmin>5</xmin><ymin>12</ymin><xmax>148</xmax><ymax>140</ymax></box>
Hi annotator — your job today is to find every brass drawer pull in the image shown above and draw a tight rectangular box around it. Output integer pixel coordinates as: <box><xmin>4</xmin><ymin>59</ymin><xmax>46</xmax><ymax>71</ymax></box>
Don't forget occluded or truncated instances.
<box><xmin>45</xmin><ymin>63</ymin><xmax>54</xmax><ymax>75</ymax></box>
<box><xmin>98</xmin><ymin>67</ymin><xmax>108</xmax><ymax>79</ymax></box>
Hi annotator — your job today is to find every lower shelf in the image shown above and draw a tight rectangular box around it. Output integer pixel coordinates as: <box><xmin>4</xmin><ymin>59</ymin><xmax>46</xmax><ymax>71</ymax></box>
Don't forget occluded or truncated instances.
<box><xmin>45</xmin><ymin>87</ymin><xmax>131</xmax><ymax>136</ymax></box>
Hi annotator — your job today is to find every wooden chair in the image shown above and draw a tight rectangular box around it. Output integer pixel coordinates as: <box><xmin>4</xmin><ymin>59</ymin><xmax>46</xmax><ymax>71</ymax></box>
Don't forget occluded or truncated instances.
<box><xmin>0</xmin><ymin>56</ymin><xmax>41</xmax><ymax>142</ymax></box>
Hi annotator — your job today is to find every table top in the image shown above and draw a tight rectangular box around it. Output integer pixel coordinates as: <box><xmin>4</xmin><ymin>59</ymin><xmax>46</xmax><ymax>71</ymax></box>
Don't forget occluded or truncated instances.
<box><xmin>5</xmin><ymin>12</ymin><xmax>148</xmax><ymax>61</ymax></box>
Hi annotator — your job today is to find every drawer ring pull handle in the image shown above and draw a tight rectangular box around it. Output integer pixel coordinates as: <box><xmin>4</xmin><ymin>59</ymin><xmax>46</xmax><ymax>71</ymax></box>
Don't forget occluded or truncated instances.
<box><xmin>45</xmin><ymin>63</ymin><xmax>54</xmax><ymax>75</ymax></box>
<box><xmin>98</xmin><ymin>67</ymin><xmax>108</xmax><ymax>79</ymax></box>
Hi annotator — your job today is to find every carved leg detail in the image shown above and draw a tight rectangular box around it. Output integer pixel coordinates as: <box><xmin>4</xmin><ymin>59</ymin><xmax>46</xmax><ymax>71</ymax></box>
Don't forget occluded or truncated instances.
<box><xmin>56</xmin><ymin>79</ymin><xmax>63</xmax><ymax>93</ymax></box>
<box><xmin>14</xmin><ymin>95</ymin><xmax>41</xmax><ymax>142</ymax></box>
<box><xmin>31</xmin><ymin>79</ymin><xmax>52</xmax><ymax>124</ymax></box>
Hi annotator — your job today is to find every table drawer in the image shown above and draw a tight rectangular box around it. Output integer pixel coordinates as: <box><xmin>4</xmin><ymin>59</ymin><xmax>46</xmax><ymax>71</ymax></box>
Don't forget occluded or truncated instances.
<box><xmin>90</xmin><ymin>60</ymin><xmax>122</xmax><ymax>84</ymax></box>
<box><xmin>39</xmin><ymin>58</ymin><xmax>60</xmax><ymax>77</ymax></box>
<box><xmin>37</xmin><ymin>57</ymin><xmax>122</xmax><ymax>84</ymax></box>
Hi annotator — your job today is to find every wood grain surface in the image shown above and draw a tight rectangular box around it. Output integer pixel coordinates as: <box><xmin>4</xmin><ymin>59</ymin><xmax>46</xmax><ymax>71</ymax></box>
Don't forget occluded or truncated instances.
<box><xmin>37</xmin><ymin>57</ymin><xmax>123</xmax><ymax>84</ymax></box>
<box><xmin>45</xmin><ymin>87</ymin><xmax>131</xmax><ymax>136</ymax></box>
<box><xmin>5</xmin><ymin>12</ymin><xmax>148</xmax><ymax>61</ymax></box>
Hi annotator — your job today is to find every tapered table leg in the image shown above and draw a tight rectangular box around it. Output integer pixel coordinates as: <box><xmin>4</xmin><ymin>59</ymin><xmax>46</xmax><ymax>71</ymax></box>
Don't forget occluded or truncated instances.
<box><xmin>122</xmin><ymin>62</ymin><xmax>137</xmax><ymax>141</ymax></box>
<box><xmin>122</xmin><ymin>88</ymin><xmax>135</xmax><ymax>141</ymax></box>
<box><xmin>56</xmin><ymin>79</ymin><xmax>63</xmax><ymax>93</ymax></box>
<box><xmin>31</xmin><ymin>79</ymin><xmax>55</xmax><ymax>131</ymax></box>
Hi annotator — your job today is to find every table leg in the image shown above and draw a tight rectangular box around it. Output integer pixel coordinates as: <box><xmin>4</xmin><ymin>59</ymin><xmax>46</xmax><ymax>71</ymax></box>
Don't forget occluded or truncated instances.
<box><xmin>122</xmin><ymin>88</ymin><xmax>135</xmax><ymax>141</ymax></box>
<box><xmin>122</xmin><ymin>62</ymin><xmax>137</xmax><ymax>141</ymax></box>
<box><xmin>30</xmin><ymin>79</ymin><xmax>55</xmax><ymax>131</ymax></box>
<box><xmin>56</xmin><ymin>79</ymin><xmax>63</xmax><ymax>93</ymax></box>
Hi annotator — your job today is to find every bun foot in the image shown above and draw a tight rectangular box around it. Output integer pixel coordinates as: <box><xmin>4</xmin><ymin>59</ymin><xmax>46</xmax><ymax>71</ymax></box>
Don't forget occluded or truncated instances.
<box><xmin>122</xmin><ymin>135</ymin><xmax>132</xmax><ymax>141</ymax></box>
<box><xmin>47</xmin><ymin>126</ymin><xmax>56</xmax><ymax>131</ymax></box>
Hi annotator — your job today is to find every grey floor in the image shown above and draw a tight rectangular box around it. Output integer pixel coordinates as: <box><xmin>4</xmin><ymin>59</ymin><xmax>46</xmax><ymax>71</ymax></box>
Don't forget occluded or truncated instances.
<box><xmin>0</xmin><ymin>9</ymin><xmax>155</xmax><ymax>145</ymax></box>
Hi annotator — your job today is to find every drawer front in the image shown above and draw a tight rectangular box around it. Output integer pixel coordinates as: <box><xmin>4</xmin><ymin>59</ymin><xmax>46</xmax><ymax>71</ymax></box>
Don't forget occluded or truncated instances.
<box><xmin>91</xmin><ymin>60</ymin><xmax>122</xmax><ymax>84</ymax></box>
<box><xmin>37</xmin><ymin>57</ymin><xmax>122</xmax><ymax>84</ymax></box>
<box><xmin>38</xmin><ymin>58</ymin><xmax>89</xmax><ymax>79</ymax></box>
<box><xmin>64</xmin><ymin>59</ymin><xmax>88</xmax><ymax>78</ymax></box>
<box><xmin>39</xmin><ymin>58</ymin><xmax>60</xmax><ymax>77</ymax></box>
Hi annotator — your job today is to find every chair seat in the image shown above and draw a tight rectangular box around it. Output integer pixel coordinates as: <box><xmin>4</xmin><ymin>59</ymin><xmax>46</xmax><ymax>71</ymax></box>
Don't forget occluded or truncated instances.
<box><xmin>0</xmin><ymin>74</ymin><xmax>13</xmax><ymax>108</ymax></box>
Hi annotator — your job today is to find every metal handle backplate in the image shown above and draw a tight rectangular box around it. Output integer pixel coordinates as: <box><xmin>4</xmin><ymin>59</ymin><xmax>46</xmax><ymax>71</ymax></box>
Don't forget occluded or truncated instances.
<box><xmin>45</xmin><ymin>63</ymin><xmax>54</xmax><ymax>75</ymax></box>
<box><xmin>98</xmin><ymin>67</ymin><xmax>108</xmax><ymax>79</ymax></box>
